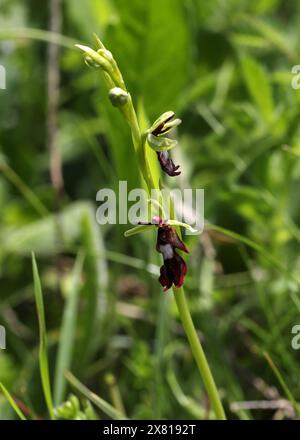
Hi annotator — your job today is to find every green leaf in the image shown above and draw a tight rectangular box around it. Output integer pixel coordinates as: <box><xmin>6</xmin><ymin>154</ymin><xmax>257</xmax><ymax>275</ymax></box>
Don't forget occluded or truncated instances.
<box><xmin>124</xmin><ymin>224</ymin><xmax>156</xmax><ymax>237</ymax></box>
<box><xmin>53</xmin><ymin>253</ymin><xmax>84</xmax><ymax>406</ymax></box>
<box><xmin>107</xmin><ymin>0</ymin><xmax>189</xmax><ymax>117</ymax></box>
<box><xmin>65</xmin><ymin>0</ymin><xmax>114</xmax><ymax>40</ymax></box>
<box><xmin>32</xmin><ymin>253</ymin><xmax>55</xmax><ymax>419</ymax></box>
<box><xmin>77</xmin><ymin>211</ymin><xmax>108</xmax><ymax>366</ymax></box>
<box><xmin>2</xmin><ymin>202</ymin><xmax>96</xmax><ymax>256</ymax></box>
<box><xmin>240</xmin><ymin>56</ymin><xmax>274</xmax><ymax>124</ymax></box>
<box><xmin>206</xmin><ymin>223</ymin><xmax>299</xmax><ymax>286</ymax></box>
<box><xmin>242</xmin><ymin>15</ymin><xmax>296</xmax><ymax>61</ymax></box>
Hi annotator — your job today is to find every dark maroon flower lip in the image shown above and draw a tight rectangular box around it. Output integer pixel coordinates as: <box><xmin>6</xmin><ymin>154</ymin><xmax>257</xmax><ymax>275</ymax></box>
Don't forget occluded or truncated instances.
<box><xmin>159</xmin><ymin>251</ymin><xmax>187</xmax><ymax>291</ymax></box>
<box><xmin>136</xmin><ymin>219</ymin><xmax>188</xmax><ymax>291</ymax></box>
<box><xmin>156</xmin><ymin>151</ymin><xmax>181</xmax><ymax>177</ymax></box>
<box><xmin>156</xmin><ymin>223</ymin><xmax>188</xmax><ymax>291</ymax></box>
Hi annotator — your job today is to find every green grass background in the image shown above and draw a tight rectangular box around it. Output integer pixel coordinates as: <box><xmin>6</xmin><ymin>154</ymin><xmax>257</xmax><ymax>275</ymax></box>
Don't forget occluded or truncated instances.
<box><xmin>1</xmin><ymin>0</ymin><xmax>300</xmax><ymax>420</ymax></box>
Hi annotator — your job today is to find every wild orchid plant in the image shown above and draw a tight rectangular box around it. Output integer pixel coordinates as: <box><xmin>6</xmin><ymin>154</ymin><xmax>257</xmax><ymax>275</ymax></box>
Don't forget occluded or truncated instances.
<box><xmin>76</xmin><ymin>35</ymin><xmax>226</xmax><ymax>420</ymax></box>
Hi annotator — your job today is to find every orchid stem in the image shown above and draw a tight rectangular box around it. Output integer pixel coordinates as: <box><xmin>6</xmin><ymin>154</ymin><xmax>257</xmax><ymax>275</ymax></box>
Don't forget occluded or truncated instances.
<box><xmin>77</xmin><ymin>36</ymin><xmax>226</xmax><ymax>420</ymax></box>
<box><xmin>173</xmin><ymin>286</ymin><xmax>226</xmax><ymax>419</ymax></box>
<box><xmin>121</xmin><ymin>73</ymin><xmax>226</xmax><ymax>420</ymax></box>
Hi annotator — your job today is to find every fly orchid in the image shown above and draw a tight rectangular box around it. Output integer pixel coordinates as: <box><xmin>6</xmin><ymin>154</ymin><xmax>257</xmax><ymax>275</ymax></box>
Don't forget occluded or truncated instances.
<box><xmin>146</xmin><ymin>111</ymin><xmax>182</xmax><ymax>176</ymax></box>
<box><xmin>125</xmin><ymin>217</ymin><xmax>196</xmax><ymax>291</ymax></box>
<box><xmin>156</xmin><ymin>221</ymin><xmax>188</xmax><ymax>291</ymax></box>
<box><xmin>77</xmin><ymin>35</ymin><xmax>226</xmax><ymax>419</ymax></box>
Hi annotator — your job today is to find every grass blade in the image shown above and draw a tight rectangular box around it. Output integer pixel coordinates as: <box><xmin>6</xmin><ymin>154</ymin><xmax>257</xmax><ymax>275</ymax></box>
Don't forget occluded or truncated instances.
<box><xmin>166</xmin><ymin>369</ymin><xmax>205</xmax><ymax>419</ymax></box>
<box><xmin>77</xmin><ymin>211</ymin><xmax>108</xmax><ymax>366</ymax></box>
<box><xmin>0</xmin><ymin>382</ymin><xmax>26</xmax><ymax>420</ymax></box>
<box><xmin>53</xmin><ymin>253</ymin><xmax>84</xmax><ymax>406</ymax></box>
<box><xmin>264</xmin><ymin>352</ymin><xmax>300</xmax><ymax>416</ymax></box>
<box><xmin>32</xmin><ymin>252</ymin><xmax>54</xmax><ymax>419</ymax></box>
<box><xmin>206</xmin><ymin>223</ymin><xmax>299</xmax><ymax>285</ymax></box>
<box><xmin>240</xmin><ymin>56</ymin><xmax>274</xmax><ymax>124</ymax></box>
<box><xmin>65</xmin><ymin>371</ymin><xmax>128</xmax><ymax>420</ymax></box>
<box><xmin>0</xmin><ymin>161</ymin><xmax>49</xmax><ymax>217</ymax></box>
<box><xmin>0</xmin><ymin>27</ymin><xmax>77</xmax><ymax>49</ymax></box>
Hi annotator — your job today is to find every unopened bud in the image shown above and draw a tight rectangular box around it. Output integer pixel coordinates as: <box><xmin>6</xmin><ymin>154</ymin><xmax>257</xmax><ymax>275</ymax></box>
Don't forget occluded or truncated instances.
<box><xmin>84</xmin><ymin>56</ymin><xmax>100</xmax><ymax>68</ymax></box>
<box><xmin>108</xmin><ymin>87</ymin><xmax>129</xmax><ymax>107</ymax></box>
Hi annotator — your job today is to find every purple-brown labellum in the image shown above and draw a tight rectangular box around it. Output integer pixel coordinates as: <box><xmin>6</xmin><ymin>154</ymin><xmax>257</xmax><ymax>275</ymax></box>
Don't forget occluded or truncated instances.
<box><xmin>159</xmin><ymin>252</ymin><xmax>187</xmax><ymax>291</ymax></box>
<box><xmin>136</xmin><ymin>218</ymin><xmax>188</xmax><ymax>290</ymax></box>
<box><xmin>156</xmin><ymin>224</ymin><xmax>188</xmax><ymax>291</ymax></box>
<box><xmin>156</xmin><ymin>151</ymin><xmax>181</xmax><ymax>177</ymax></box>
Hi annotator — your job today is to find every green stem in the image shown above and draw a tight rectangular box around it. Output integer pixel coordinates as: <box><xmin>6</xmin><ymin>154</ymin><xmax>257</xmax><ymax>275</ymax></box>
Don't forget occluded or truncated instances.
<box><xmin>123</xmin><ymin>99</ymin><xmax>156</xmax><ymax>191</ymax></box>
<box><xmin>173</xmin><ymin>286</ymin><xmax>226</xmax><ymax>419</ymax></box>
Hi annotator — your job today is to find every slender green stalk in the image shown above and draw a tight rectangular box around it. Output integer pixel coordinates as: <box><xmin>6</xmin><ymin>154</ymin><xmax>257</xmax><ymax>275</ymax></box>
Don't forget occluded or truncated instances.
<box><xmin>0</xmin><ymin>382</ymin><xmax>27</xmax><ymax>420</ymax></box>
<box><xmin>264</xmin><ymin>352</ymin><xmax>300</xmax><ymax>416</ymax></box>
<box><xmin>0</xmin><ymin>162</ymin><xmax>49</xmax><ymax>217</ymax></box>
<box><xmin>105</xmin><ymin>373</ymin><xmax>126</xmax><ymax>416</ymax></box>
<box><xmin>173</xmin><ymin>287</ymin><xmax>226</xmax><ymax>419</ymax></box>
<box><xmin>65</xmin><ymin>371</ymin><xmax>127</xmax><ymax>420</ymax></box>
<box><xmin>32</xmin><ymin>253</ymin><xmax>55</xmax><ymax>420</ymax></box>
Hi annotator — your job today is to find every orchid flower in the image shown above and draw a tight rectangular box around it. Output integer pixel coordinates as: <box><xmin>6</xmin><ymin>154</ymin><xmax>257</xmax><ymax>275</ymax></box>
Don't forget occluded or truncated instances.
<box><xmin>125</xmin><ymin>217</ymin><xmax>196</xmax><ymax>291</ymax></box>
<box><xmin>146</xmin><ymin>112</ymin><xmax>182</xmax><ymax>176</ymax></box>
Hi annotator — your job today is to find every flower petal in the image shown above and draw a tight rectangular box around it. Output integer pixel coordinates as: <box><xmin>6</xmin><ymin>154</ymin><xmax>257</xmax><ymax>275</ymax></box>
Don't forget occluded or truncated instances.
<box><xmin>147</xmin><ymin>133</ymin><xmax>177</xmax><ymax>152</ymax></box>
<box><xmin>159</xmin><ymin>265</ymin><xmax>173</xmax><ymax>291</ymax></box>
<box><xmin>150</xmin><ymin>111</ymin><xmax>175</xmax><ymax>134</ymax></box>
<box><xmin>168</xmin><ymin>219</ymin><xmax>198</xmax><ymax>234</ymax></box>
<box><xmin>157</xmin><ymin>151</ymin><xmax>181</xmax><ymax>176</ymax></box>
<box><xmin>156</xmin><ymin>225</ymin><xmax>189</xmax><ymax>253</ymax></box>
<box><xmin>124</xmin><ymin>224</ymin><xmax>156</xmax><ymax>237</ymax></box>
<box><xmin>158</xmin><ymin>252</ymin><xmax>188</xmax><ymax>291</ymax></box>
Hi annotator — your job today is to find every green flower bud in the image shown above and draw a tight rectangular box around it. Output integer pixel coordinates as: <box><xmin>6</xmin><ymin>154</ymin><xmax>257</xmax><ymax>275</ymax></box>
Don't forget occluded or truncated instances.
<box><xmin>108</xmin><ymin>87</ymin><xmax>129</xmax><ymax>107</ymax></box>
<box><xmin>76</xmin><ymin>44</ymin><xmax>113</xmax><ymax>74</ymax></box>
<box><xmin>84</xmin><ymin>55</ymin><xmax>101</xmax><ymax>68</ymax></box>
<box><xmin>97</xmin><ymin>48</ymin><xmax>114</xmax><ymax>62</ymax></box>
<box><xmin>76</xmin><ymin>42</ymin><xmax>125</xmax><ymax>89</ymax></box>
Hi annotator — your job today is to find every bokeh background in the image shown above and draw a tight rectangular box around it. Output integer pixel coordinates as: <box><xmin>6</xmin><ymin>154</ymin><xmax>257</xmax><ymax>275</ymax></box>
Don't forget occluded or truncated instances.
<box><xmin>1</xmin><ymin>0</ymin><xmax>300</xmax><ymax>420</ymax></box>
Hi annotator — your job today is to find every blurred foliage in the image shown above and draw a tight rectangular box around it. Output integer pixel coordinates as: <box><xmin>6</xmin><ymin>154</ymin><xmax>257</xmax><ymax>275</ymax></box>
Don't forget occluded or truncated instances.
<box><xmin>0</xmin><ymin>0</ymin><xmax>300</xmax><ymax>420</ymax></box>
